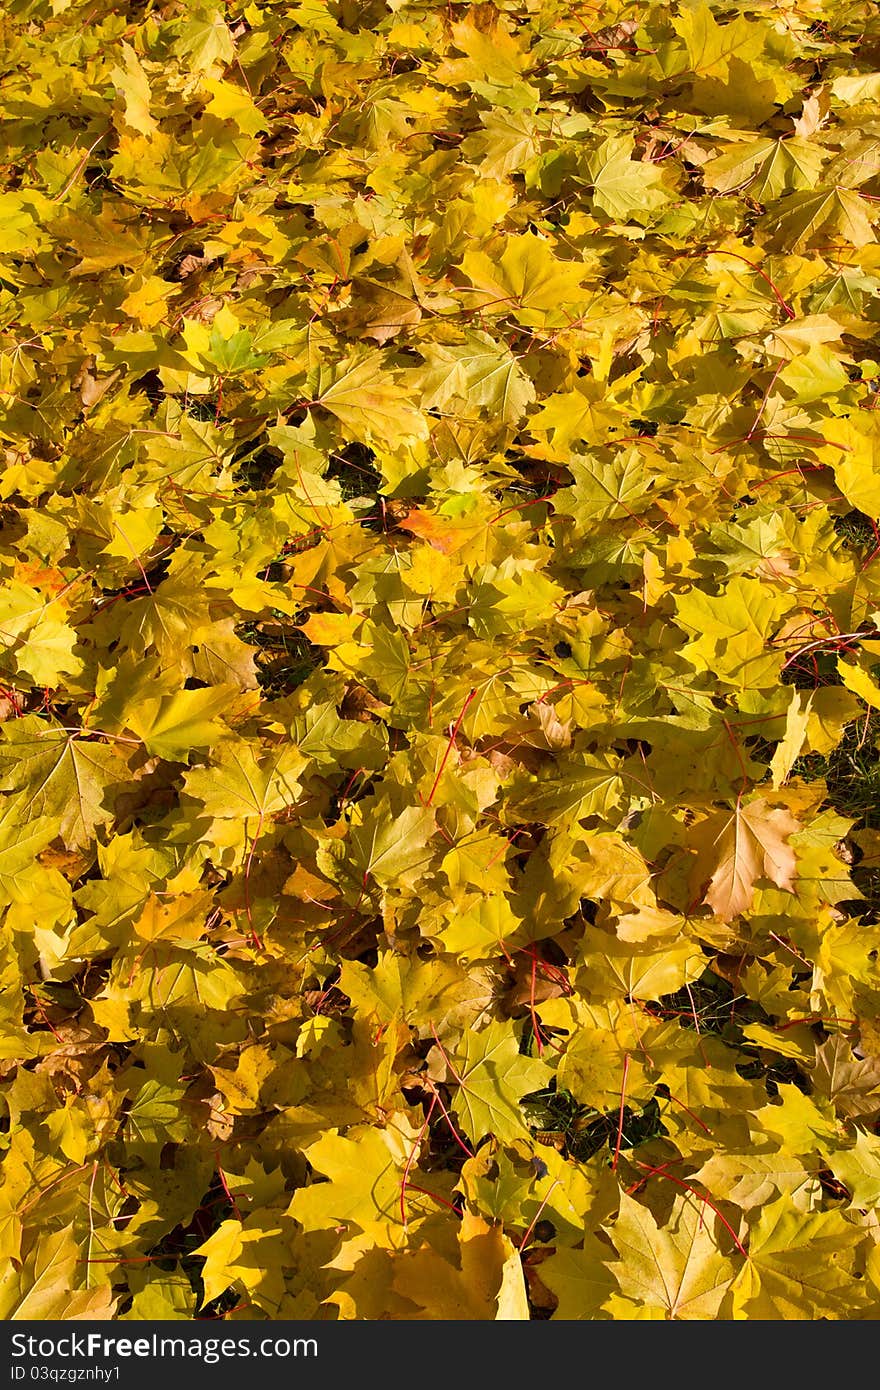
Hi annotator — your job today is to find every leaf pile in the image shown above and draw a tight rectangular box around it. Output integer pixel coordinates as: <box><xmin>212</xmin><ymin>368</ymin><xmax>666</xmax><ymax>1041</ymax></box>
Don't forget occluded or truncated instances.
<box><xmin>3</xmin><ymin>0</ymin><xmax>880</xmax><ymax>1322</ymax></box>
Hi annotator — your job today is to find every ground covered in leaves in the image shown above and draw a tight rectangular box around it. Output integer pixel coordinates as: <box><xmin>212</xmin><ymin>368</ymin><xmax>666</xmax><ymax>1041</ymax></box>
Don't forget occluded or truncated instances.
<box><xmin>3</xmin><ymin>0</ymin><xmax>880</xmax><ymax>1322</ymax></box>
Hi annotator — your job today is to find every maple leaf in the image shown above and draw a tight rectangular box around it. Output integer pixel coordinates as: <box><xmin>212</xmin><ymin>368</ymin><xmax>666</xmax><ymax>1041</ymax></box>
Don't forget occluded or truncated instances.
<box><xmin>192</xmin><ymin>1214</ymin><xmax>295</xmax><ymax>1314</ymax></box>
<box><xmin>770</xmin><ymin>689</ymin><xmax>812</xmax><ymax>788</ymax></box>
<box><xmin>693</xmin><ymin>797</ymin><xmax>800</xmax><ymax>920</ymax></box>
<box><xmin>673</xmin><ymin>3</ymin><xmax>766</xmax><ymax>79</ymax></box>
<box><xmin>506</xmin><ymin>752</ymin><xmax>624</xmax><ymax>827</ymax></box>
<box><xmin>583</xmin><ymin>137</ymin><xmax>670</xmax><ymax>222</ymax></box>
<box><xmin>558</xmin><ymin>1024</ymin><xmax>652</xmax><ymax>1112</ymax></box>
<box><xmin>288</xmin><ymin>1125</ymin><xmax>409</xmax><ymax>1236</ymax></box>
<box><xmin>692</xmin><ymin>1146</ymin><xmax>821</xmax><ymax>1212</ymax></box>
<box><xmin>703</xmin><ymin>138</ymin><xmax>824</xmax><ymax>200</ymax></box>
<box><xmin>0</xmin><ymin>719</ymin><xmax>128</xmax><ymax>850</ymax></box>
<box><xmin>609</xmin><ymin>1193</ymin><xmax>739</xmax><ymax>1320</ymax></box>
<box><xmin>339</xmin><ymin>951</ymin><xmax>464</xmax><ymax>1036</ymax></box>
<box><xmin>827</xmin><ymin>1132</ymin><xmax>880</xmax><ymax>1208</ymax></box>
<box><xmin>122</xmin><ymin>1272</ymin><xmax>195</xmax><ymax>1321</ymax></box>
<box><xmin>336</xmin><ymin>278</ymin><xmax>422</xmax><ymax>345</ymax></box>
<box><xmin>458</xmin><ymin>234</ymin><xmax>588</xmax><ymax>323</ymax></box>
<box><xmin>416</xmin><ymin>330</ymin><xmax>536</xmax><ymax>427</ymax></box>
<box><xmin>343</xmin><ymin>803</ymin><xmax>437</xmax><ymax>887</ymax></box>
<box><xmin>553</xmin><ymin>451</ymin><xmax>658</xmax><ymax>526</ymax></box>
<box><xmin>308</xmin><ymin>349</ymin><xmax>428</xmax><ymax>447</ymax></box>
<box><xmin>461</xmin><ymin>1143</ymin><xmax>616</xmax><ymax>1250</ymax></box>
<box><xmin>837</xmin><ymin>656</ymin><xmax>880</xmax><ymax>709</ymax></box>
<box><xmin>810</xmin><ymin>1036</ymin><xmax>880</xmax><ymax>1120</ymax></box>
<box><xmin>527</xmin><ymin>380</ymin><xmax>625</xmax><ymax>457</ymax></box>
<box><xmin>674</xmin><ymin>575</ymin><xmax>790</xmax><ymax>689</ymax></box>
<box><xmin>392</xmin><ymin>1212</ymin><xmax>529</xmax><ymax>1320</ymax></box>
<box><xmin>0</xmin><ymin>582</ymin><xmax>82</xmax><ymax>686</ymax></box>
<box><xmin>182</xmin><ymin>740</ymin><xmax>305</xmax><ymax>820</ymax></box>
<box><xmin>0</xmin><ymin>1228</ymin><xmax>116</xmax><ymax>1320</ymax></box>
<box><xmin>441</xmin><ymin>1021</ymin><xmax>551</xmax><ymax>1144</ymax></box>
<box><xmin>541</xmin><ymin>1235</ymin><xmax>618</xmax><ymax>1321</ymax></box>
<box><xmin>124</xmin><ymin>685</ymin><xmax>236</xmax><ymax>761</ymax></box>
<box><xmin>766</xmin><ymin>188</ymin><xmax>876</xmax><ymax>251</ymax></box>
<box><xmin>133</xmin><ymin>891</ymin><xmax>215</xmax><ymax>945</ymax></box>
<box><xmin>733</xmin><ymin>1196</ymin><xmax>867</xmax><ymax>1319</ymax></box>
<box><xmin>460</xmin><ymin>108</ymin><xmax>541</xmax><ymax>180</ymax></box>
<box><xmin>124</xmin><ymin>1077</ymin><xmax>190</xmax><ymax>1146</ymax></box>
<box><xmin>0</xmin><ymin>795</ymin><xmax>61</xmax><ymax>905</ymax></box>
